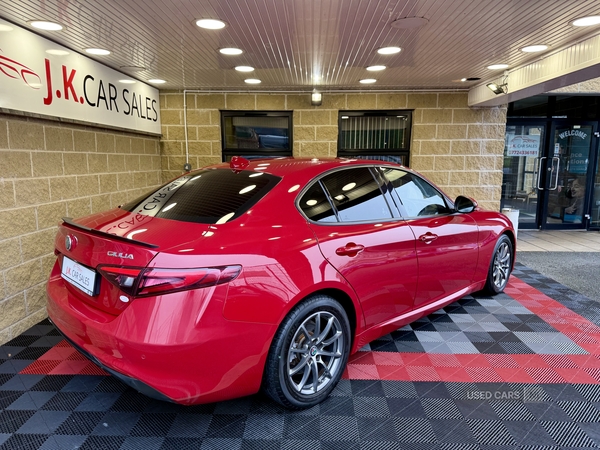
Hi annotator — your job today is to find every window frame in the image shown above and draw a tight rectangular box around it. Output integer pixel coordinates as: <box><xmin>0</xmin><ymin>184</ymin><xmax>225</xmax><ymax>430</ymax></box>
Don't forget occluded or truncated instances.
<box><xmin>221</xmin><ymin>110</ymin><xmax>293</xmax><ymax>162</ymax></box>
<box><xmin>337</xmin><ymin>110</ymin><xmax>413</xmax><ymax>165</ymax></box>
<box><xmin>296</xmin><ymin>165</ymin><xmax>402</xmax><ymax>225</ymax></box>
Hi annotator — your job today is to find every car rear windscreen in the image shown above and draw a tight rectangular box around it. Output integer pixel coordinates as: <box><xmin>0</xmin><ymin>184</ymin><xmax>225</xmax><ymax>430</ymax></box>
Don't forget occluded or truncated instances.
<box><xmin>121</xmin><ymin>169</ymin><xmax>280</xmax><ymax>224</ymax></box>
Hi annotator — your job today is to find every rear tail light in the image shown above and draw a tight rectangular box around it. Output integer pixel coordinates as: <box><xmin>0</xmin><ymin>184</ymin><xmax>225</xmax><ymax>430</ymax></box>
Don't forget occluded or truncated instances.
<box><xmin>97</xmin><ymin>265</ymin><xmax>242</xmax><ymax>298</ymax></box>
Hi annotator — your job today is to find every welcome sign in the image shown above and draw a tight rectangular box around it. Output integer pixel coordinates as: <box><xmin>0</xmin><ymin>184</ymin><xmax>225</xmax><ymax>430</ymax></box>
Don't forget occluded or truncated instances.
<box><xmin>0</xmin><ymin>18</ymin><xmax>161</xmax><ymax>135</ymax></box>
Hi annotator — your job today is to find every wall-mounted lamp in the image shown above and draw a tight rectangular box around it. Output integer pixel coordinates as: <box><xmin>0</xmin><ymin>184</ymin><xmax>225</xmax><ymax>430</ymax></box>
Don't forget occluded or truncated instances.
<box><xmin>486</xmin><ymin>82</ymin><xmax>508</xmax><ymax>95</ymax></box>
<box><xmin>311</xmin><ymin>90</ymin><xmax>322</xmax><ymax>106</ymax></box>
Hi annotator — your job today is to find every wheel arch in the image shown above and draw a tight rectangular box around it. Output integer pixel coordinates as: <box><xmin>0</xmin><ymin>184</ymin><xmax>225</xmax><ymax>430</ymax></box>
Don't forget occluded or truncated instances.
<box><xmin>310</xmin><ymin>287</ymin><xmax>357</xmax><ymax>349</ymax></box>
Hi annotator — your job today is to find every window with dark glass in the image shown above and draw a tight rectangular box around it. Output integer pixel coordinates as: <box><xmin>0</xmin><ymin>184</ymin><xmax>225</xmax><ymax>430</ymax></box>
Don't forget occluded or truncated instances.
<box><xmin>381</xmin><ymin>168</ymin><xmax>451</xmax><ymax>217</ymax></box>
<box><xmin>337</xmin><ymin>111</ymin><xmax>412</xmax><ymax>166</ymax></box>
<box><xmin>300</xmin><ymin>167</ymin><xmax>393</xmax><ymax>223</ymax></box>
<box><xmin>121</xmin><ymin>169</ymin><xmax>280</xmax><ymax>224</ymax></box>
<box><xmin>221</xmin><ymin>111</ymin><xmax>292</xmax><ymax>161</ymax></box>
<box><xmin>299</xmin><ymin>182</ymin><xmax>337</xmax><ymax>223</ymax></box>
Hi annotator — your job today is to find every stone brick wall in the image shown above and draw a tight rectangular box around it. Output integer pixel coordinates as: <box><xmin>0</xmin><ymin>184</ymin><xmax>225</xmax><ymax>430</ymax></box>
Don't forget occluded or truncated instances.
<box><xmin>160</xmin><ymin>91</ymin><xmax>506</xmax><ymax>210</ymax></box>
<box><xmin>0</xmin><ymin>113</ymin><xmax>161</xmax><ymax>344</ymax></box>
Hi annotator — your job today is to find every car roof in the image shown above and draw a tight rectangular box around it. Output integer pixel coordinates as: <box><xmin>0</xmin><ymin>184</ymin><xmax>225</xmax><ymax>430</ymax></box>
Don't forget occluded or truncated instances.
<box><xmin>204</xmin><ymin>157</ymin><xmax>411</xmax><ymax>182</ymax></box>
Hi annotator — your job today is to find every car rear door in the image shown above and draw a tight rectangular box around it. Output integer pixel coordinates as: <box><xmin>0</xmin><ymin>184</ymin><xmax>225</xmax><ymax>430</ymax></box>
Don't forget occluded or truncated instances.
<box><xmin>381</xmin><ymin>168</ymin><xmax>480</xmax><ymax>308</ymax></box>
<box><xmin>300</xmin><ymin>166</ymin><xmax>418</xmax><ymax>328</ymax></box>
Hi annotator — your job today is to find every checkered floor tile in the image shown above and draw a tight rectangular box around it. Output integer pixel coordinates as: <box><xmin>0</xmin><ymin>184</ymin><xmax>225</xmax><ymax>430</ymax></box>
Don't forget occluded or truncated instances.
<box><xmin>1</xmin><ymin>263</ymin><xmax>600</xmax><ymax>449</ymax></box>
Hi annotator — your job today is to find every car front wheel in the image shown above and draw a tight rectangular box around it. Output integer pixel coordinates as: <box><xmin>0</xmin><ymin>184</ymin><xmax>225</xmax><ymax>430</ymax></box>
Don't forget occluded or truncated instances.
<box><xmin>483</xmin><ymin>234</ymin><xmax>513</xmax><ymax>295</ymax></box>
<box><xmin>263</xmin><ymin>294</ymin><xmax>351</xmax><ymax>409</ymax></box>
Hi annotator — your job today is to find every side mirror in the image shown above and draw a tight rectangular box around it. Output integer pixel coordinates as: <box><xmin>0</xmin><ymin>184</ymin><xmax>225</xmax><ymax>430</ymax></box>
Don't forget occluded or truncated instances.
<box><xmin>455</xmin><ymin>195</ymin><xmax>477</xmax><ymax>213</ymax></box>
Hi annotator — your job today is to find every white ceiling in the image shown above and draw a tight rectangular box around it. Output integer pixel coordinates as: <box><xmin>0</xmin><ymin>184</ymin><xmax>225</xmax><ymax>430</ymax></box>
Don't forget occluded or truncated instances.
<box><xmin>2</xmin><ymin>0</ymin><xmax>600</xmax><ymax>92</ymax></box>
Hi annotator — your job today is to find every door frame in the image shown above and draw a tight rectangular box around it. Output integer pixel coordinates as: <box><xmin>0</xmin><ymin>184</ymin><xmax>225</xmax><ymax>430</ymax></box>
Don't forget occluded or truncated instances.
<box><xmin>540</xmin><ymin>120</ymin><xmax>598</xmax><ymax>230</ymax></box>
<box><xmin>504</xmin><ymin>118</ymin><xmax>599</xmax><ymax>230</ymax></box>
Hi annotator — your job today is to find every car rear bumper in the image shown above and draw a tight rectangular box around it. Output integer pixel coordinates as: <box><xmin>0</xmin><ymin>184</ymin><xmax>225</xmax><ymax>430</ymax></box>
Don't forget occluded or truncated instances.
<box><xmin>49</xmin><ymin>318</ymin><xmax>173</xmax><ymax>403</ymax></box>
<box><xmin>46</xmin><ymin>261</ymin><xmax>277</xmax><ymax>405</ymax></box>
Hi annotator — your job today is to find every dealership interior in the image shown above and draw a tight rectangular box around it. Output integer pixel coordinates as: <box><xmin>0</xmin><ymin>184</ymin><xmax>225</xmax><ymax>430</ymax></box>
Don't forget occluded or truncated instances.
<box><xmin>2</xmin><ymin>1</ymin><xmax>600</xmax><ymax>448</ymax></box>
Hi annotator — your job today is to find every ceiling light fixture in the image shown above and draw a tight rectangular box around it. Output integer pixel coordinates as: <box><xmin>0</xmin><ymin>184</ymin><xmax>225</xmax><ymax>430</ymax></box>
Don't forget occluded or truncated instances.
<box><xmin>120</xmin><ymin>65</ymin><xmax>147</xmax><ymax>72</ymax></box>
<box><xmin>235</xmin><ymin>66</ymin><xmax>254</xmax><ymax>72</ymax></box>
<box><xmin>311</xmin><ymin>90</ymin><xmax>322</xmax><ymax>106</ymax></box>
<box><xmin>85</xmin><ymin>48</ymin><xmax>111</xmax><ymax>55</ymax></box>
<box><xmin>360</xmin><ymin>78</ymin><xmax>377</xmax><ymax>84</ymax></box>
<box><xmin>220</xmin><ymin>47</ymin><xmax>243</xmax><ymax>55</ymax></box>
<box><xmin>572</xmin><ymin>16</ymin><xmax>600</xmax><ymax>27</ymax></box>
<box><xmin>377</xmin><ymin>46</ymin><xmax>401</xmax><ymax>55</ymax></box>
<box><xmin>521</xmin><ymin>45</ymin><xmax>548</xmax><ymax>53</ymax></box>
<box><xmin>29</xmin><ymin>20</ymin><xmax>63</xmax><ymax>31</ymax></box>
<box><xmin>195</xmin><ymin>18</ymin><xmax>226</xmax><ymax>29</ymax></box>
<box><xmin>148</xmin><ymin>79</ymin><xmax>166</xmax><ymax>84</ymax></box>
<box><xmin>244</xmin><ymin>78</ymin><xmax>261</xmax><ymax>84</ymax></box>
<box><xmin>390</xmin><ymin>17</ymin><xmax>428</xmax><ymax>29</ymax></box>
<box><xmin>366</xmin><ymin>65</ymin><xmax>386</xmax><ymax>71</ymax></box>
<box><xmin>487</xmin><ymin>63</ymin><xmax>509</xmax><ymax>70</ymax></box>
<box><xmin>46</xmin><ymin>49</ymin><xmax>69</xmax><ymax>56</ymax></box>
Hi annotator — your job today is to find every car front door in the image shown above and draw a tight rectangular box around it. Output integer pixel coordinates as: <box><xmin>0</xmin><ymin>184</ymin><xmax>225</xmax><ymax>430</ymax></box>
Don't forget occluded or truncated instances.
<box><xmin>381</xmin><ymin>168</ymin><xmax>480</xmax><ymax>308</ymax></box>
<box><xmin>300</xmin><ymin>166</ymin><xmax>418</xmax><ymax>328</ymax></box>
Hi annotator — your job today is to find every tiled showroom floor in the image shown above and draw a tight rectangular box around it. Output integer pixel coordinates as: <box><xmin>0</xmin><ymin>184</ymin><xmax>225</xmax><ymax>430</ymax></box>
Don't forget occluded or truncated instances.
<box><xmin>2</xmin><ymin>263</ymin><xmax>600</xmax><ymax>449</ymax></box>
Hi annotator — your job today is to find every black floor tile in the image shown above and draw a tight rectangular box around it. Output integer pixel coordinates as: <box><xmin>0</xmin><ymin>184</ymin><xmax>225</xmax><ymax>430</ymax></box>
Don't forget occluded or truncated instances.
<box><xmin>0</xmin><ymin>264</ymin><xmax>599</xmax><ymax>448</ymax></box>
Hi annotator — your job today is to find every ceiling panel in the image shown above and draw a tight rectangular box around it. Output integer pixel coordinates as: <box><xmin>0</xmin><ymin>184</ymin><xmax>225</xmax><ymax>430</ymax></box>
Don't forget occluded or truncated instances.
<box><xmin>1</xmin><ymin>0</ymin><xmax>600</xmax><ymax>91</ymax></box>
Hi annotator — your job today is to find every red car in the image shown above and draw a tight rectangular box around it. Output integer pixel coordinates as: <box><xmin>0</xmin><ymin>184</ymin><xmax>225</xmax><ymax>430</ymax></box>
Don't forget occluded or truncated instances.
<box><xmin>46</xmin><ymin>157</ymin><xmax>515</xmax><ymax>408</ymax></box>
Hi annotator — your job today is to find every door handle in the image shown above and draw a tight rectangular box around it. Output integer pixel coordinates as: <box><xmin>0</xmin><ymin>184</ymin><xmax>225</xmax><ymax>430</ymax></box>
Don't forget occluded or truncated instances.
<box><xmin>419</xmin><ymin>232</ymin><xmax>438</xmax><ymax>244</ymax></box>
<box><xmin>549</xmin><ymin>156</ymin><xmax>560</xmax><ymax>190</ymax></box>
<box><xmin>335</xmin><ymin>242</ymin><xmax>365</xmax><ymax>257</ymax></box>
<box><xmin>536</xmin><ymin>157</ymin><xmax>546</xmax><ymax>190</ymax></box>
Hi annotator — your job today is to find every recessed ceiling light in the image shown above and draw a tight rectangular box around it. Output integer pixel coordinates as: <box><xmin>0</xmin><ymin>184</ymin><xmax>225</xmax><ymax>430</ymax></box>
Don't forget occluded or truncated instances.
<box><xmin>220</xmin><ymin>47</ymin><xmax>243</xmax><ymax>55</ymax></box>
<box><xmin>366</xmin><ymin>65</ymin><xmax>386</xmax><ymax>71</ymax></box>
<box><xmin>572</xmin><ymin>16</ymin><xmax>600</xmax><ymax>27</ymax></box>
<box><xmin>244</xmin><ymin>78</ymin><xmax>261</xmax><ymax>84</ymax></box>
<box><xmin>195</xmin><ymin>18</ymin><xmax>226</xmax><ymax>29</ymax></box>
<box><xmin>460</xmin><ymin>78</ymin><xmax>467</xmax><ymax>82</ymax></box>
<box><xmin>85</xmin><ymin>48</ymin><xmax>111</xmax><ymax>56</ymax></box>
<box><xmin>119</xmin><ymin>79</ymin><xmax>136</xmax><ymax>84</ymax></box>
<box><xmin>487</xmin><ymin>63</ymin><xmax>509</xmax><ymax>70</ymax></box>
<box><xmin>148</xmin><ymin>79</ymin><xmax>166</xmax><ymax>84</ymax></box>
<box><xmin>29</xmin><ymin>20</ymin><xmax>63</xmax><ymax>31</ymax></box>
<box><xmin>120</xmin><ymin>65</ymin><xmax>147</xmax><ymax>72</ymax></box>
<box><xmin>521</xmin><ymin>45</ymin><xmax>548</xmax><ymax>53</ymax></box>
<box><xmin>390</xmin><ymin>17</ymin><xmax>428</xmax><ymax>29</ymax></box>
<box><xmin>377</xmin><ymin>46</ymin><xmax>401</xmax><ymax>55</ymax></box>
<box><xmin>360</xmin><ymin>78</ymin><xmax>377</xmax><ymax>84</ymax></box>
<box><xmin>235</xmin><ymin>66</ymin><xmax>255</xmax><ymax>72</ymax></box>
<box><xmin>46</xmin><ymin>49</ymin><xmax>69</xmax><ymax>56</ymax></box>
<box><xmin>0</xmin><ymin>24</ymin><xmax>14</xmax><ymax>32</ymax></box>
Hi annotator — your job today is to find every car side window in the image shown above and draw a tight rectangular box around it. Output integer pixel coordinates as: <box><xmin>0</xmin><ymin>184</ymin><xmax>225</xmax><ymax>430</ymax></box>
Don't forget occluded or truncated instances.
<box><xmin>321</xmin><ymin>167</ymin><xmax>393</xmax><ymax>222</ymax></box>
<box><xmin>383</xmin><ymin>168</ymin><xmax>451</xmax><ymax>217</ymax></box>
<box><xmin>299</xmin><ymin>181</ymin><xmax>338</xmax><ymax>222</ymax></box>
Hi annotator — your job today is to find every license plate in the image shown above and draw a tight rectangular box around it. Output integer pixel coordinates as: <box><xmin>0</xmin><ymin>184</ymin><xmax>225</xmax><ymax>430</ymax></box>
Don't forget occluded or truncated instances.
<box><xmin>61</xmin><ymin>256</ymin><xmax>98</xmax><ymax>296</ymax></box>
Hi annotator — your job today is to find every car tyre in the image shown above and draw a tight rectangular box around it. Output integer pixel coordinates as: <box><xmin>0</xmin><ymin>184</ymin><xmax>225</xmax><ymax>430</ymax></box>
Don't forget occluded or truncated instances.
<box><xmin>263</xmin><ymin>294</ymin><xmax>351</xmax><ymax>409</ymax></box>
<box><xmin>483</xmin><ymin>234</ymin><xmax>513</xmax><ymax>295</ymax></box>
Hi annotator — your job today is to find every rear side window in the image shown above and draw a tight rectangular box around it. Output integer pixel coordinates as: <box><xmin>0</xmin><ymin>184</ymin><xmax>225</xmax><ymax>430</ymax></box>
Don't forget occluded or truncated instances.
<box><xmin>382</xmin><ymin>168</ymin><xmax>450</xmax><ymax>217</ymax></box>
<box><xmin>300</xmin><ymin>167</ymin><xmax>393</xmax><ymax>223</ymax></box>
<box><xmin>299</xmin><ymin>182</ymin><xmax>337</xmax><ymax>223</ymax></box>
<box><xmin>121</xmin><ymin>169</ymin><xmax>280</xmax><ymax>224</ymax></box>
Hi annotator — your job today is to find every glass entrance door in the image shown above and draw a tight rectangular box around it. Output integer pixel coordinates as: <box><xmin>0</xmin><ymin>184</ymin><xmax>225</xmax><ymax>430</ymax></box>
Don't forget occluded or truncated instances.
<box><xmin>544</xmin><ymin>123</ymin><xmax>596</xmax><ymax>228</ymax></box>
<box><xmin>501</xmin><ymin>123</ymin><xmax>545</xmax><ymax>228</ymax></box>
<box><xmin>502</xmin><ymin>121</ymin><xmax>598</xmax><ymax>229</ymax></box>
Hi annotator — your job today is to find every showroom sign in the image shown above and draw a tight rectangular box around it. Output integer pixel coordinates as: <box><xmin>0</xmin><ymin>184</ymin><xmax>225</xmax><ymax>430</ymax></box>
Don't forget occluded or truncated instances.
<box><xmin>0</xmin><ymin>18</ymin><xmax>160</xmax><ymax>135</ymax></box>
<box><xmin>506</xmin><ymin>134</ymin><xmax>540</xmax><ymax>157</ymax></box>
